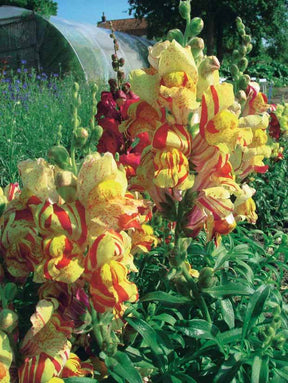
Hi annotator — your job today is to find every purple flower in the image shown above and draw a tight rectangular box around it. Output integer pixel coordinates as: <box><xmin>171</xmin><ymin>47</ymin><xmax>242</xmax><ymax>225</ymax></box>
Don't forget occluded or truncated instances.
<box><xmin>21</xmin><ymin>59</ymin><xmax>27</xmax><ymax>65</ymax></box>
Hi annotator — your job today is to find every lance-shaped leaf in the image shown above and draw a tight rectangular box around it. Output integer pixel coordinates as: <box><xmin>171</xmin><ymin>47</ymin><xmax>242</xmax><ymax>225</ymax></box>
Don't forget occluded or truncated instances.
<box><xmin>242</xmin><ymin>285</ymin><xmax>270</xmax><ymax>342</ymax></box>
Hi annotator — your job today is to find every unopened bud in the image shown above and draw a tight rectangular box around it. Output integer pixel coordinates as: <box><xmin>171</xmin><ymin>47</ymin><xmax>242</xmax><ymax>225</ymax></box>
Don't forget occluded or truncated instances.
<box><xmin>246</xmin><ymin>43</ymin><xmax>253</xmax><ymax>54</ymax></box>
<box><xmin>167</xmin><ymin>29</ymin><xmax>184</xmax><ymax>45</ymax></box>
<box><xmin>48</xmin><ymin>145</ymin><xmax>71</xmax><ymax>170</ymax></box>
<box><xmin>198</xmin><ymin>267</ymin><xmax>216</xmax><ymax>289</ymax></box>
<box><xmin>91</xmin><ymin>125</ymin><xmax>103</xmax><ymax>145</ymax></box>
<box><xmin>243</xmin><ymin>35</ymin><xmax>251</xmax><ymax>44</ymax></box>
<box><xmin>74</xmin><ymin>127</ymin><xmax>89</xmax><ymax>148</ymax></box>
<box><xmin>179</xmin><ymin>0</ymin><xmax>191</xmax><ymax>21</ymax></box>
<box><xmin>238</xmin><ymin>58</ymin><xmax>248</xmax><ymax>72</ymax></box>
<box><xmin>189</xmin><ymin>37</ymin><xmax>205</xmax><ymax>50</ymax></box>
<box><xmin>119</xmin><ymin>58</ymin><xmax>125</xmax><ymax>66</ymax></box>
<box><xmin>189</xmin><ymin>17</ymin><xmax>204</xmax><ymax>36</ymax></box>
<box><xmin>73</xmin><ymin>82</ymin><xmax>80</xmax><ymax>92</ymax></box>
<box><xmin>238</xmin><ymin>74</ymin><xmax>250</xmax><ymax>90</ymax></box>
<box><xmin>230</xmin><ymin>64</ymin><xmax>239</xmax><ymax>78</ymax></box>
<box><xmin>237</xmin><ymin>90</ymin><xmax>247</xmax><ymax>102</ymax></box>
<box><xmin>0</xmin><ymin>309</ymin><xmax>18</xmax><ymax>333</ymax></box>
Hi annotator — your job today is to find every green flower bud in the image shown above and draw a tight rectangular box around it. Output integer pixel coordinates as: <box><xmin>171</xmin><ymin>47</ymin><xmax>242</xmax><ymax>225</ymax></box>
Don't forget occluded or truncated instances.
<box><xmin>73</xmin><ymin>127</ymin><xmax>89</xmax><ymax>148</ymax></box>
<box><xmin>238</xmin><ymin>45</ymin><xmax>247</xmax><ymax>56</ymax></box>
<box><xmin>48</xmin><ymin>145</ymin><xmax>71</xmax><ymax>170</ymax></box>
<box><xmin>189</xmin><ymin>17</ymin><xmax>204</xmax><ymax>36</ymax></box>
<box><xmin>167</xmin><ymin>29</ymin><xmax>184</xmax><ymax>45</ymax></box>
<box><xmin>0</xmin><ymin>309</ymin><xmax>18</xmax><ymax>333</ymax></box>
<box><xmin>92</xmin><ymin>125</ymin><xmax>103</xmax><ymax>143</ymax></box>
<box><xmin>198</xmin><ymin>267</ymin><xmax>216</xmax><ymax>289</ymax></box>
<box><xmin>238</xmin><ymin>58</ymin><xmax>248</xmax><ymax>72</ymax></box>
<box><xmin>92</xmin><ymin>83</ymin><xmax>98</xmax><ymax>93</ymax></box>
<box><xmin>232</xmin><ymin>50</ymin><xmax>240</xmax><ymax>61</ymax></box>
<box><xmin>230</xmin><ymin>64</ymin><xmax>240</xmax><ymax>78</ymax></box>
<box><xmin>246</xmin><ymin>43</ymin><xmax>253</xmax><ymax>54</ymax></box>
<box><xmin>189</xmin><ymin>37</ymin><xmax>205</xmax><ymax>50</ymax></box>
<box><xmin>243</xmin><ymin>35</ymin><xmax>251</xmax><ymax>44</ymax></box>
<box><xmin>238</xmin><ymin>74</ymin><xmax>250</xmax><ymax>90</ymax></box>
<box><xmin>73</xmin><ymin>82</ymin><xmax>80</xmax><ymax>92</ymax></box>
<box><xmin>179</xmin><ymin>0</ymin><xmax>191</xmax><ymax>21</ymax></box>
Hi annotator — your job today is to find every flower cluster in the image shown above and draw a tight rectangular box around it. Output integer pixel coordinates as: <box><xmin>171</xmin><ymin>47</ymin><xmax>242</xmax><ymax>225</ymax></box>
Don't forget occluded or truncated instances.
<box><xmin>0</xmin><ymin>153</ymin><xmax>155</xmax><ymax>381</ymax></box>
<box><xmin>120</xmin><ymin>39</ymin><xmax>274</xmax><ymax>244</ymax></box>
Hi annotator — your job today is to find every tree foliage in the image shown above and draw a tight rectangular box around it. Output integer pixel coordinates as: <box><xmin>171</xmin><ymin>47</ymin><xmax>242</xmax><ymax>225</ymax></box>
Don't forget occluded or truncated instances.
<box><xmin>128</xmin><ymin>0</ymin><xmax>288</xmax><ymax>62</ymax></box>
<box><xmin>2</xmin><ymin>0</ymin><xmax>58</xmax><ymax>17</ymax></box>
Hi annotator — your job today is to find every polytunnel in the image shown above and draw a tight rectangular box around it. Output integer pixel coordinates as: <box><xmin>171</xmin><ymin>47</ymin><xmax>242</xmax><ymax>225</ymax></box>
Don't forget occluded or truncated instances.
<box><xmin>0</xmin><ymin>6</ymin><xmax>152</xmax><ymax>82</ymax></box>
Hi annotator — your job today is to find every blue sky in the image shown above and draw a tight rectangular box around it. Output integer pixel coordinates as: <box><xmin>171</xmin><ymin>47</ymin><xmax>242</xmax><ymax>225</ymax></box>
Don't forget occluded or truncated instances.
<box><xmin>56</xmin><ymin>0</ymin><xmax>133</xmax><ymax>24</ymax></box>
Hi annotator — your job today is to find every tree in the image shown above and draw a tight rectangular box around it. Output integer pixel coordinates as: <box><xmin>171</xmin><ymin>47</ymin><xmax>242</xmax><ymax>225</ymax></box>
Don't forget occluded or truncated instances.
<box><xmin>128</xmin><ymin>0</ymin><xmax>288</xmax><ymax>62</ymax></box>
<box><xmin>1</xmin><ymin>0</ymin><xmax>58</xmax><ymax>17</ymax></box>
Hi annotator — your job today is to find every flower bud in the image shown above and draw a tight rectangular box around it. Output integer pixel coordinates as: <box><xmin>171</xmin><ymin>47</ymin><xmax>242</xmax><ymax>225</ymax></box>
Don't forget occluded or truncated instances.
<box><xmin>238</xmin><ymin>74</ymin><xmax>250</xmax><ymax>90</ymax></box>
<box><xmin>55</xmin><ymin>170</ymin><xmax>77</xmax><ymax>202</ymax></box>
<box><xmin>90</xmin><ymin>125</ymin><xmax>103</xmax><ymax>145</ymax></box>
<box><xmin>246</xmin><ymin>43</ymin><xmax>253</xmax><ymax>54</ymax></box>
<box><xmin>189</xmin><ymin>17</ymin><xmax>204</xmax><ymax>36</ymax></box>
<box><xmin>232</xmin><ymin>50</ymin><xmax>240</xmax><ymax>61</ymax></box>
<box><xmin>73</xmin><ymin>127</ymin><xmax>89</xmax><ymax>148</ymax></box>
<box><xmin>111</xmin><ymin>54</ymin><xmax>117</xmax><ymax>62</ymax></box>
<box><xmin>179</xmin><ymin>0</ymin><xmax>191</xmax><ymax>21</ymax></box>
<box><xmin>167</xmin><ymin>29</ymin><xmax>184</xmax><ymax>45</ymax></box>
<box><xmin>73</xmin><ymin>82</ymin><xmax>80</xmax><ymax>92</ymax></box>
<box><xmin>243</xmin><ymin>35</ymin><xmax>251</xmax><ymax>44</ymax></box>
<box><xmin>189</xmin><ymin>37</ymin><xmax>205</xmax><ymax>50</ymax></box>
<box><xmin>237</xmin><ymin>90</ymin><xmax>247</xmax><ymax>102</ymax></box>
<box><xmin>198</xmin><ymin>267</ymin><xmax>216</xmax><ymax>289</ymax></box>
<box><xmin>230</xmin><ymin>64</ymin><xmax>240</xmax><ymax>78</ymax></box>
<box><xmin>119</xmin><ymin>58</ymin><xmax>125</xmax><ymax>67</ymax></box>
<box><xmin>238</xmin><ymin>58</ymin><xmax>248</xmax><ymax>72</ymax></box>
<box><xmin>48</xmin><ymin>145</ymin><xmax>71</xmax><ymax>170</ymax></box>
<box><xmin>0</xmin><ymin>309</ymin><xmax>18</xmax><ymax>333</ymax></box>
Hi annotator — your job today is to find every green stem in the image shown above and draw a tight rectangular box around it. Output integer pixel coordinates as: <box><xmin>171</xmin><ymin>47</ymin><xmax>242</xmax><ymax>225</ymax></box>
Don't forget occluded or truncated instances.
<box><xmin>70</xmin><ymin>105</ymin><xmax>78</xmax><ymax>174</ymax></box>
<box><xmin>183</xmin><ymin>14</ymin><xmax>191</xmax><ymax>46</ymax></box>
<box><xmin>181</xmin><ymin>264</ymin><xmax>212</xmax><ymax>323</ymax></box>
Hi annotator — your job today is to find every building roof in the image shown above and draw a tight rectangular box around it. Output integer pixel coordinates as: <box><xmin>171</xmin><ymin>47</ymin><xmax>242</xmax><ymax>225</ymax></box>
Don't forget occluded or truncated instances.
<box><xmin>98</xmin><ymin>18</ymin><xmax>147</xmax><ymax>37</ymax></box>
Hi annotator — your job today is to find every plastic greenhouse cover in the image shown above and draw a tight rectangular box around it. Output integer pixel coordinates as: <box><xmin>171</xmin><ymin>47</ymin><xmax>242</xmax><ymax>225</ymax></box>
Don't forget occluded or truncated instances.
<box><xmin>0</xmin><ymin>6</ymin><xmax>152</xmax><ymax>82</ymax></box>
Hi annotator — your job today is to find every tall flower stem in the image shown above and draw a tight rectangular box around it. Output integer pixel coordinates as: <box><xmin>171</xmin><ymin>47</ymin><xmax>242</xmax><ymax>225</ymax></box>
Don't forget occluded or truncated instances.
<box><xmin>181</xmin><ymin>262</ymin><xmax>212</xmax><ymax>323</ymax></box>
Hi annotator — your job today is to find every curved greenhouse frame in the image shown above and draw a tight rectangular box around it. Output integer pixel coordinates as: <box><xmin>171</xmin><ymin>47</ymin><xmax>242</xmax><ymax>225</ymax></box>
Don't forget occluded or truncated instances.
<box><xmin>0</xmin><ymin>6</ymin><xmax>152</xmax><ymax>81</ymax></box>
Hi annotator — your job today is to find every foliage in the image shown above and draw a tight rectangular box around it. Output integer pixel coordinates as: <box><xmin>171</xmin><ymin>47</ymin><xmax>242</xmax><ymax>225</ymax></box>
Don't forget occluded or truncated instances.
<box><xmin>2</xmin><ymin>0</ymin><xmax>57</xmax><ymax>17</ymax></box>
<box><xmin>128</xmin><ymin>0</ymin><xmax>288</xmax><ymax>62</ymax></box>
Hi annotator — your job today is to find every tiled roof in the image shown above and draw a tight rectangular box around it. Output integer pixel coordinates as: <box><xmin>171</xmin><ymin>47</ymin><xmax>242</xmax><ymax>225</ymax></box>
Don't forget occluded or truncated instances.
<box><xmin>97</xmin><ymin>18</ymin><xmax>147</xmax><ymax>37</ymax></box>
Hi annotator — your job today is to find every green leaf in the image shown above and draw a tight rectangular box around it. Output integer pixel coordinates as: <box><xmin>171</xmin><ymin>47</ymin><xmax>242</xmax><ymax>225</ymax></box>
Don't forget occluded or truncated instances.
<box><xmin>152</xmin><ymin>313</ymin><xmax>177</xmax><ymax>326</ymax></box>
<box><xmin>104</xmin><ymin>351</ymin><xmax>143</xmax><ymax>383</ymax></box>
<box><xmin>140</xmin><ymin>291</ymin><xmax>191</xmax><ymax>305</ymax></box>
<box><xmin>175</xmin><ymin>319</ymin><xmax>219</xmax><ymax>340</ymax></box>
<box><xmin>125</xmin><ymin>316</ymin><xmax>167</xmax><ymax>370</ymax></box>
<box><xmin>242</xmin><ymin>285</ymin><xmax>270</xmax><ymax>341</ymax></box>
<box><xmin>220</xmin><ymin>298</ymin><xmax>235</xmax><ymax>329</ymax></box>
<box><xmin>274</xmin><ymin>367</ymin><xmax>288</xmax><ymax>380</ymax></box>
<box><xmin>202</xmin><ymin>282</ymin><xmax>254</xmax><ymax>298</ymax></box>
<box><xmin>251</xmin><ymin>355</ymin><xmax>269</xmax><ymax>383</ymax></box>
<box><xmin>214</xmin><ymin>353</ymin><xmax>243</xmax><ymax>383</ymax></box>
<box><xmin>218</xmin><ymin>328</ymin><xmax>242</xmax><ymax>345</ymax></box>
